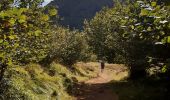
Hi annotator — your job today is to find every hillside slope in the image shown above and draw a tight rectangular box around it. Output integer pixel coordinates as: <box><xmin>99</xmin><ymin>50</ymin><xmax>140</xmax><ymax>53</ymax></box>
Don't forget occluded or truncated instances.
<box><xmin>0</xmin><ymin>62</ymin><xmax>99</xmax><ymax>100</ymax></box>
<box><xmin>48</xmin><ymin>0</ymin><xmax>113</xmax><ymax>29</ymax></box>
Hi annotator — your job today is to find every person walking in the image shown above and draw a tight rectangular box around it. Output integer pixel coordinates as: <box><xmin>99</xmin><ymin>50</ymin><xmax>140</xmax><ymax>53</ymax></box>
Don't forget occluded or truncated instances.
<box><xmin>100</xmin><ymin>60</ymin><xmax>105</xmax><ymax>73</ymax></box>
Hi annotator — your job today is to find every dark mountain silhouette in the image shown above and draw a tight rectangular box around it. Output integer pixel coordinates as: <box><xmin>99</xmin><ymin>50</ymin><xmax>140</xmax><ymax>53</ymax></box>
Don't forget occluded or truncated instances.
<box><xmin>48</xmin><ymin>0</ymin><xmax>114</xmax><ymax>29</ymax></box>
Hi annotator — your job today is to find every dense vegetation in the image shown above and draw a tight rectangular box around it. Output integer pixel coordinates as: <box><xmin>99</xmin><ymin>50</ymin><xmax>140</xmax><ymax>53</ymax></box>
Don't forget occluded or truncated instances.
<box><xmin>85</xmin><ymin>0</ymin><xmax>170</xmax><ymax>79</ymax></box>
<box><xmin>0</xmin><ymin>0</ymin><xmax>170</xmax><ymax>99</ymax></box>
<box><xmin>0</xmin><ymin>0</ymin><xmax>91</xmax><ymax>99</ymax></box>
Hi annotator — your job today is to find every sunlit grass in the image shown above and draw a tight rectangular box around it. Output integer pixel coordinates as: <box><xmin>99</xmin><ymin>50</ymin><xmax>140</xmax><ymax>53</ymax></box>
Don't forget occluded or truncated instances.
<box><xmin>2</xmin><ymin>62</ymin><xmax>104</xmax><ymax>100</ymax></box>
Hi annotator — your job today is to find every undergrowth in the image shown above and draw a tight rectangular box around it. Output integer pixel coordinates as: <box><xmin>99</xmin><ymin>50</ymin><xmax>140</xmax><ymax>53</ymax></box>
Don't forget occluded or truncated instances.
<box><xmin>111</xmin><ymin>79</ymin><xmax>168</xmax><ymax>100</ymax></box>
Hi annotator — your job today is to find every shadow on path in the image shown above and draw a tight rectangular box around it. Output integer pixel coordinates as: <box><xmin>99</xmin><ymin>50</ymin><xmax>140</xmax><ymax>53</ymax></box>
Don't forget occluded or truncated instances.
<box><xmin>73</xmin><ymin>71</ymin><xmax>120</xmax><ymax>100</ymax></box>
<box><xmin>74</xmin><ymin>82</ymin><xmax>118</xmax><ymax>100</ymax></box>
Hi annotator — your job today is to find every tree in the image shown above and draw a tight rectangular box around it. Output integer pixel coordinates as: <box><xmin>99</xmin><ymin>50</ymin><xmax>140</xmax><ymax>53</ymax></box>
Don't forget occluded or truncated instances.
<box><xmin>84</xmin><ymin>2</ymin><xmax>129</xmax><ymax>63</ymax></box>
<box><xmin>120</xmin><ymin>0</ymin><xmax>170</xmax><ymax>78</ymax></box>
<box><xmin>0</xmin><ymin>0</ymin><xmax>57</xmax><ymax>80</ymax></box>
<box><xmin>85</xmin><ymin>0</ymin><xmax>170</xmax><ymax>79</ymax></box>
<box><xmin>43</xmin><ymin>26</ymin><xmax>90</xmax><ymax>66</ymax></box>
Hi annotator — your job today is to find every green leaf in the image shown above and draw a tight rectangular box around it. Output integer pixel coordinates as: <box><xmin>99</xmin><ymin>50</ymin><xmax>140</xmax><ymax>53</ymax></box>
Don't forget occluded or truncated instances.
<box><xmin>18</xmin><ymin>15</ymin><xmax>26</xmax><ymax>23</ymax></box>
<box><xmin>7</xmin><ymin>59</ymin><xmax>13</xmax><ymax>66</ymax></box>
<box><xmin>151</xmin><ymin>2</ymin><xmax>157</xmax><ymax>7</ymax></box>
<box><xmin>0</xmin><ymin>39</ymin><xmax>3</xmax><ymax>43</ymax></box>
<box><xmin>161</xmin><ymin>36</ymin><xmax>170</xmax><ymax>43</ymax></box>
<box><xmin>19</xmin><ymin>8</ymin><xmax>27</xmax><ymax>13</ymax></box>
<box><xmin>147</xmin><ymin>57</ymin><xmax>152</xmax><ymax>63</ymax></box>
<box><xmin>49</xmin><ymin>9</ymin><xmax>57</xmax><ymax>16</ymax></box>
<box><xmin>41</xmin><ymin>15</ymin><xmax>49</xmax><ymax>21</ymax></box>
<box><xmin>162</xmin><ymin>65</ymin><xmax>167</xmax><ymax>73</ymax></box>
<box><xmin>35</xmin><ymin>30</ymin><xmax>42</xmax><ymax>36</ymax></box>
<box><xmin>9</xmin><ymin>18</ymin><xmax>16</xmax><ymax>25</ymax></box>
<box><xmin>8</xmin><ymin>35</ymin><xmax>15</xmax><ymax>40</ymax></box>
<box><xmin>147</xmin><ymin>27</ymin><xmax>152</xmax><ymax>31</ymax></box>
<box><xmin>0</xmin><ymin>12</ymin><xmax>7</xmax><ymax>18</ymax></box>
<box><xmin>28</xmin><ymin>32</ymin><xmax>32</xmax><ymax>36</ymax></box>
<box><xmin>131</xmin><ymin>25</ymin><xmax>134</xmax><ymax>29</ymax></box>
<box><xmin>14</xmin><ymin>43</ymin><xmax>19</xmax><ymax>48</ymax></box>
<box><xmin>0</xmin><ymin>53</ymin><xmax>4</xmax><ymax>58</ymax></box>
<box><xmin>168</xmin><ymin>36</ymin><xmax>170</xmax><ymax>43</ymax></box>
<box><xmin>160</xmin><ymin>31</ymin><xmax>165</xmax><ymax>36</ymax></box>
<box><xmin>14</xmin><ymin>8</ymin><xmax>27</xmax><ymax>17</ymax></box>
<box><xmin>3</xmin><ymin>42</ymin><xmax>9</xmax><ymax>45</ymax></box>
<box><xmin>154</xmin><ymin>5</ymin><xmax>160</xmax><ymax>11</ymax></box>
<box><xmin>140</xmin><ymin>9</ymin><xmax>149</xmax><ymax>16</ymax></box>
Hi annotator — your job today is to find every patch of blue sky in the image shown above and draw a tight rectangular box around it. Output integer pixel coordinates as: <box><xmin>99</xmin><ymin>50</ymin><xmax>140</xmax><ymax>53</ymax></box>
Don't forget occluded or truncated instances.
<box><xmin>42</xmin><ymin>0</ymin><xmax>53</xmax><ymax>6</ymax></box>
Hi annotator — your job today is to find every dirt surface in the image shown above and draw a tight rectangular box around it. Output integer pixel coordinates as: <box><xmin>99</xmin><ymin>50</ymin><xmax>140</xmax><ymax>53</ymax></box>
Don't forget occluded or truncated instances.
<box><xmin>74</xmin><ymin>64</ymin><xmax>128</xmax><ymax>100</ymax></box>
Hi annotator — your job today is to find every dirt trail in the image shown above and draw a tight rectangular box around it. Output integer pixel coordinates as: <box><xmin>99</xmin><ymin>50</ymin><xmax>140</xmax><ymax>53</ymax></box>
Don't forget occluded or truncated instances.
<box><xmin>74</xmin><ymin>64</ymin><xmax>128</xmax><ymax>100</ymax></box>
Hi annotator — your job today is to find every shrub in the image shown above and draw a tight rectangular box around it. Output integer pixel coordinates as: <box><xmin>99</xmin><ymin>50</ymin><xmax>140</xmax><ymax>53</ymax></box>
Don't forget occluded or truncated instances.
<box><xmin>44</xmin><ymin>27</ymin><xmax>90</xmax><ymax>66</ymax></box>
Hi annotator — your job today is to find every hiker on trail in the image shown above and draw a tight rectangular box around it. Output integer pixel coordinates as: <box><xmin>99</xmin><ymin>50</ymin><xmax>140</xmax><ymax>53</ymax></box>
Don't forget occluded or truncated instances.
<box><xmin>100</xmin><ymin>61</ymin><xmax>105</xmax><ymax>73</ymax></box>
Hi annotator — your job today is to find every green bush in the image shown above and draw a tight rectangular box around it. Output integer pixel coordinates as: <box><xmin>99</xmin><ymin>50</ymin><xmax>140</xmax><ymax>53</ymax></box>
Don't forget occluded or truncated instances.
<box><xmin>44</xmin><ymin>26</ymin><xmax>91</xmax><ymax>66</ymax></box>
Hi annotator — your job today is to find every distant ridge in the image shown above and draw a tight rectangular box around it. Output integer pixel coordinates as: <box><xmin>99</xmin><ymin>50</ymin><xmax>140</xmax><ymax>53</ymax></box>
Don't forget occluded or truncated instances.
<box><xmin>48</xmin><ymin>0</ymin><xmax>113</xmax><ymax>29</ymax></box>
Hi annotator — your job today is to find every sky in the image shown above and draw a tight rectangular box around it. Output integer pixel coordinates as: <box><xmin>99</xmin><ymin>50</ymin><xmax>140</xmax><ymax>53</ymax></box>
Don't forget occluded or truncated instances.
<box><xmin>42</xmin><ymin>0</ymin><xmax>53</xmax><ymax>6</ymax></box>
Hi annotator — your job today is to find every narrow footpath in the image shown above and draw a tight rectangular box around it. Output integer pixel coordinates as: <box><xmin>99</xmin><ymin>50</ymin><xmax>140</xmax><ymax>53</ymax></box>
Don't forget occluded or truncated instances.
<box><xmin>74</xmin><ymin>64</ymin><xmax>128</xmax><ymax>100</ymax></box>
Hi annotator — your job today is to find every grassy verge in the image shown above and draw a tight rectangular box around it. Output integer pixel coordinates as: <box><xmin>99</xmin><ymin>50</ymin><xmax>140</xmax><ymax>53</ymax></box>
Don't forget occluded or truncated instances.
<box><xmin>73</xmin><ymin>62</ymin><xmax>99</xmax><ymax>82</ymax></box>
<box><xmin>0</xmin><ymin>62</ymin><xmax>99</xmax><ymax>100</ymax></box>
